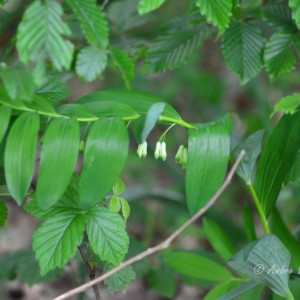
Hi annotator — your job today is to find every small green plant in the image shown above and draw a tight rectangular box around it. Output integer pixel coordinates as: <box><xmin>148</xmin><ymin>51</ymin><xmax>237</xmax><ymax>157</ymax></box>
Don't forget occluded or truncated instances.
<box><xmin>1</xmin><ymin>0</ymin><xmax>300</xmax><ymax>299</ymax></box>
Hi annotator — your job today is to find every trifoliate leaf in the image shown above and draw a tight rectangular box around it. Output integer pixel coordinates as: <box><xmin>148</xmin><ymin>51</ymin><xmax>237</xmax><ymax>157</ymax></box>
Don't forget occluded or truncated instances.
<box><xmin>138</xmin><ymin>0</ymin><xmax>166</xmax><ymax>15</ymax></box>
<box><xmin>76</xmin><ymin>46</ymin><xmax>107</xmax><ymax>82</ymax></box>
<box><xmin>272</xmin><ymin>93</ymin><xmax>300</xmax><ymax>116</ymax></box>
<box><xmin>289</xmin><ymin>0</ymin><xmax>300</xmax><ymax>30</ymax></box>
<box><xmin>264</xmin><ymin>31</ymin><xmax>298</xmax><ymax>82</ymax></box>
<box><xmin>110</xmin><ymin>46</ymin><xmax>135</xmax><ymax>90</ymax></box>
<box><xmin>86</xmin><ymin>207</ymin><xmax>129</xmax><ymax>266</ymax></box>
<box><xmin>222</xmin><ymin>21</ymin><xmax>265</xmax><ymax>85</ymax></box>
<box><xmin>33</xmin><ymin>211</ymin><xmax>85</xmax><ymax>275</ymax></box>
<box><xmin>113</xmin><ymin>178</ymin><xmax>126</xmax><ymax>195</ymax></box>
<box><xmin>120</xmin><ymin>198</ymin><xmax>130</xmax><ymax>222</ymax></box>
<box><xmin>143</xmin><ymin>23</ymin><xmax>214</xmax><ymax>73</ymax></box>
<box><xmin>66</xmin><ymin>0</ymin><xmax>108</xmax><ymax>48</ymax></box>
<box><xmin>103</xmin><ymin>262</ymin><xmax>136</xmax><ymax>294</ymax></box>
<box><xmin>109</xmin><ymin>196</ymin><xmax>121</xmax><ymax>213</ymax></box>
<box><xmin>196</xmin><ymin>0</ymin><xmax>232</xmax><ymax>33</ymax></box>
<box><xmin>16</xmin><ymin>1</ymin><xmax>74</xmax><ymax>70</ymax></box>
<box><xmin>0</xmin><ymin>199</ymin><xmax>8</xmax><ymax>226</ymax></box>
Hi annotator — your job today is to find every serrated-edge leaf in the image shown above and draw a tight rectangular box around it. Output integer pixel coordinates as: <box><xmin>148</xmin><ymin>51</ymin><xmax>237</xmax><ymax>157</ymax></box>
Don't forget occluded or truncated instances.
<box><xmin>110</xmin><ymin>46</ymin><xmax>135</xmax><ymax>90</ymax></box>
<box><xmin>272</xmin><ymin>93</ymin><xmax>300</xmax><ymax>116</ymax></box>
<box><xmin>109</xmin><ymin>195</ymin><xmax>121</xmax><ymax>213</ymax></box>
<box><xmin>289</xmin><ymin>0</ymin><xmax>300</xmax><ymax>30</ymax></box>
<box><xmin>103</xmin><ymin>262</ymin><xmax>136</xmax><ymax>294</ymax></box>
<box><xmin>143</xmin><ymin>23</ymin><xmax>214</xmax><ymax>73</ymax></box>
<box><xmin>66</xmin><ymin>0</ymin><xmax>108</xmax><ymax>48</ymax></box>
<box><xmin>86</xmin><ymin>207</ymin><xmax>129</xmax><ymax>265</ymax></box>
<box><xmin>197</xmin><ymin>0</ymin><xmax>232</xmax><ymax>33</ymax></box>
<box><xmin>5</xmin><ymin>112</ymin><xmax>39</xmax><ymax>204</ymax></box>
<box><xmin>76</xmin><ymin>46</ymin><xmax>107</xmax><ymax>82</ymax></box>
<box><xmin>0</xmin><ymin>199</ymin><xmax>8</xmax><ymax>226</ymax></box>
<box><xmin>33</xmin><ymin>212</ymin><xmax>85</xmax><ymax>275</ymax></box>
<box><xmin>16</xmin><ymin>1</ymin><xmax>74</xmax><ymax>70</ymax></box>
<box><xmin>262</xmin><ymin>5</ymin><xmax>295</xmax><ymax>30</ymax></box>
<box><xmin>0</xmin><ymin>105</ymin><xmax>11</xmax><ymax>145</ymax></box>
<box><xmin>113</xmin><ymin>178</ymin><xmax>126</xmax><ymax>195</ymax></box>
<box><xmin>36</xmin><ymin>117</ymin><xmax>80</xmax><ymax>210</ymax></box>
<box><xmin>222</xmin><ymin>21</ymin><xmax>265</xmax><ymax>85</ymax></box>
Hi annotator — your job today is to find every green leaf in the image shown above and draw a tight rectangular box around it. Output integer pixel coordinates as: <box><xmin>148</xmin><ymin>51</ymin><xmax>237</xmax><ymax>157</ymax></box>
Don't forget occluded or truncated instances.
<box><xmin>77</xmin><ymin>90</ymin><xmax>182</xmax><ymax>120</ymax></box>
<box><xmin>26</xmin><ymin>94</ymin><xmax>58</xmax><ymax>115</ymax></box>
<box><xmin>66</xmin><ymin>0</ymin><xmax>108</xmax><ymax>48</ymax></box>
<box><xmin>264</xmin><ymin>31</ymin><xmax>298</xmax><ymax>82</ymax></box>
<box><xmin>147</xmin><ymin>269</ymin><xmax>176</xmax><ymax>298</ymax></box>
<box><xmin>119</xmin><ymin>197</ymin><xmax>130</xmax><ymax>222</ymax></box>
<box><xmin>228</xmin><ymin>234</ymin><xmax>292</xmax><ymax>298</ymax></box>
<box><xmin>186</xmin><ymin>112</ymin><xmax>232</xmax><ymax>215</ymax></box>
<box><xmin>134</xmin><ymin>102</ymin><xmax>165</xmax><ymax>144</ymax></box>
<box><xmin>271</xmin><ymin>207</ymin><xmax>300</xmax><ymax>269</ymax></box>
<box><xmin>283</xmin><ymin>151</ymin><xmax>300</xmax><ymax>185</ymax></box>
<box><xmin>197</xmin><ymin>0</ymin><xmax>232</xmax><ymax>33</ymax></box>
<box><xmin>76</xmin><ymin>46</ymin><xmax>107</xmax><ymax>82</ymax></box>
<box><xmin>203</xmin><ymin>218</ymin><xmax>236</xmax><ymax>262</ymax></box>
<box><xmin>33</xmin><ymin>211</ymin><xmax>85</xmax><ymax>275</ymax></box>
<box><xmin>272</xmin><ymin>93</ymin><xmax>300</xmax><ymax>116</ymax></box>
<box><xmin>109</xmin><ymin>195</ymin><xmax>121</xmax><ymax>213</ymax></box>
<box><xmin>0</xmin><ymin>105</ymin><xmax>11</xmax><ymax>145</ymax></box>
<box><xmin>79</xmin><ymin>117</ymin><xmax>128</xmax><ymax>210</ymax></box>
<box><xmin>16</xmin><ymin>1</ymin><xmax>74</xmax><ymax>70</ymax></box>
<box><xmin>0</xmin><ymin>249</ymin><xmax>63</xmax><ymax>284</ymax></box>
<box><xmin>0</xmin><ymin>69</ymin><xmax>35</xmax><ymax>102</ymax></box>
<box><xmin>262</xmin><ymin>5</ymin><xmax>295</xmax><ymax>30</ymax></box>
<box><xmin>0</xmin><ymin>199</ymin><xmax>8</xmax><ymax>226</ymax></box>
<box><xmin>164</xmin><ymin>252</ymin><xmax>233</xmax><ymax>282</ymax></box>
<box><xmin>231</xmin><ymin>129</ymin><xmax>265</xmax><ymax>184</ymax></box>
<box><xmin>0</xmin><ymin>86</ymin><xmax>28</xmax><ymax>110</ymax></box>
<box><xmin>85</xmin><ymin>207</ymin><xmax>129</xmax><ymax>265</ymax></box>
<box><xmin>113</xmin><ymin>178</ymin><xmax>126</xmax><ymax>195</ymax></box>
<box><xmin>289</xmin><ymin>0</ymin><xmax>300</xmax><ymax>30</ymax></box>
<box><xmin>35</xmin><ymin>74</ymin><xmax>69</xmax><ymax>104</ymax></box>
<box><xmin>36</xmin><ymin>118</ymin><xmax>80</xmax><ymax>210</ymax></box>
<box><xmin>103</xmin><ymin>262</ymin><xmax>136</xmax><ymax>294</ymax></box>
<box><xmin>254</xmin><ymin>112</ymin><xmax>300</xmax><ymax>217</ymax></box>
<box><xmin>222</xmin><ymin>21</ymin><xmax>265</xmax><ymax>85</ymax></box>
<box><xmin>143</xmin><ymin>23</ymin><xmax>214</xmax><ymax>73</ymax></box>
<box><xmin>243</xmin><ymin>203</ymin><xmax>257</xmax><ymax>243</ymax></box>
<box><xmin>203</xmin><ymin>281</ymin><xmax>243</xmax><ymax>300</ymax></box>
<box><xmin>110</xmin><ymin>46</ymin><xmax>135</xmax><ymax>90</ymax></box>
<box><xmin>56</xmin><ymin>103</ymin><xmax>95</xmax><ymax>119</ymax></box>
<box><xmin>138</xmin><ymin>0</ymin><xmax>166</xmax><ymax>14</ymax></box>
<box><xmin>5</xmin><ymin>112</ymin><xmax>39</xmax><ymax>205</ymax></box>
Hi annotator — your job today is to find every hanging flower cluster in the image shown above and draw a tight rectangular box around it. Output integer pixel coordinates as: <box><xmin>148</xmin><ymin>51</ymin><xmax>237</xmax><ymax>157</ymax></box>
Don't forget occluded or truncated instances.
<box><xmin>175</xmin><ymin>144</ymin><xmax>188</xmax><ymax>169</ymax></box>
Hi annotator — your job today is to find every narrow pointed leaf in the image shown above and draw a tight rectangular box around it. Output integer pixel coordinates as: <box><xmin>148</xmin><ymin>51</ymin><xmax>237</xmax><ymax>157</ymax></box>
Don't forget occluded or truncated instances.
<box><xmin>231</xmin><ymin>129</ymin><xmax>265</xmax><ymax>184</ymax></box>
<box><xmin>197</xmin><ymin>0</ymin><xmax>232</xmax><ymax>33</ymax></box>
<box><xmin>272</xmin><ymin>93</ymin><xmax>300</xmax><ymax>116</ymax></box>
<box><xmin>0</xmin><ymin>105</ymin><xmax>11</xmax><ymax>145</ymax></box>
<box><xmin>77</xmin><ymin>90</ymin><xmax>181</xmax><ymax>120</ymax></box>
<box><xmin>186</xmin><ymin>112</ymin><xmax>232</xmax><ymax>215</ymax></box>
<box><xmin>66</xmin><ymin>0</ymin><xmax>108</xmax><ymax>48</ymax></box>
<box><xmin>36</xmin><ymin>117</ymin><xmax>80</xmax><ymax>210</ymax></box>
<box><xmin>228</xmin><ymin>234</ymin><xmax>292</xmax><ymax>298</ymax></box>
<box><xmin>26</xmin><ymin>95</ymin><xmax>58</xmax><ymax>115</ymax></box>
<box><xmin>0</xmin><ymin>199</ymin><xmax>8</xmax><ymax>226</ymax></box>
<box><xmin>254</xmin><ymin>112</ymin><xmax>300</xmax><ymax>217</ymax></box>
<box><xmin>86</xmin><ymin>207</ymin><xmax>129</xmax><ymax>265</ymax></box>
<box><xmin>134</xmin><ymin>102</ymin><xmax>165</xmax><ymax>144</ymax></box>
<box><xmin>164</xmin><ymin>252</ymin><xmax>233</xmax><ymax>282</ymax></box>
<box><xmin>283</xmin><ymin>151</ymin><xmax>300</xmax><ymax>185</ymax></box>
<box><xmin>138</xmin><ymin>0</ymin><xmax>166</xmax><ymax>14</ymax></box>
<box><xmin>222</xmin><ymin>22</ymin><xmax>265</xmax><ymax>85</ymax></box>
<box><xmin>79</xmin><ymin>117</ymin><xmax>128</xmax><ymax>210</ymax></box>
<box><xmin>203</xmin><ymin>218</ymin><xmax>236</xmax><ymax>261</ymax></box>
<box><xmin>5</xmin><ymin>113</ymin><xmax>39</xmax><ymax>205</ymax></box>
<box><xmin>76</xmin><ymin>46</ymin><xmax>107</xmax><ymax>82</ymax></box>
<box><xmin>33</xmin><ymin>211</ymin><xmax>85</xmax><ymax>275</ymax></box>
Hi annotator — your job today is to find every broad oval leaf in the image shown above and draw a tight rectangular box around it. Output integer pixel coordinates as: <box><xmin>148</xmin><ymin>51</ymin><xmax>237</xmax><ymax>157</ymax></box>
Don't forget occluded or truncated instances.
<box><xmin>186</xmin><ymin>112</ymin><xmax>232</xmax><ymax>215</ymax></box>
<box><xmin>0</xmin><ymin>105</ymin><xmax>11</xmax><ymax>145</ymax></box>
<box><xmin>0</xmin><ymin>199</ymin><xmax>8</xmax><ymax>227</ymax></box>
<box><xmin>78</xmin><ymin>117</ymin><xmax>129</xmax><ymax>210</ymax></box>
<box><xmin>76</xmin><ymin>90</ymin><xmax>181</xmax><ymax>121</ymax></box>
<box><xmin>86</xmin><ymin>207</ymin><xmax>129</xmax><ymax>265</ymax></box>
<box><xmin>254</xmin><ymin>112</ymin><xmax>300</xmax><ymax>218</ymax></box>
<box><xmin>5</xmin><ymin>112</ymin><xmax>39</xmax><ymax>205</ymax></box>
<box><xmin>36</xmin><ymin>117</ymin><xmax>80</xmax><ymax>210</ymax></box>
<box><xmin>163</xmin><ymin>252</ymin><xmax>233</xmax><ymax>282</ymax></box>
<box><xmin>56</xmin><ymin>103</ymin><xmax>95</xmax><ymax>119</ymax></box>
<box><xmin>228</xmin><ymin>234</ymin><xmax>293</xmax><ymax>298</ymax></box>
<box><xmin>33</xmin><ymin>211</ymin><xmax>85</xmax><ymax>275</ymax></box>
<box><xmin>134</xmin><ymin>102</ymin><xmax>165</xmax><ymax>143</ymax></box>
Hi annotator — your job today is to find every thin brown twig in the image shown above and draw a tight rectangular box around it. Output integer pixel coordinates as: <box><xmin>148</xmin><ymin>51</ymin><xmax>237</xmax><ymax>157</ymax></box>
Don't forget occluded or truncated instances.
<box><xmin>78</xmin><ymin>246</ymin><xmax>102</xmax><ymax>300</ymax></box>
<box><xmin>101</xmin><ymin>0</ymin><xmax>109</xmax><ymax>10</ymax></box>
<box><xmin>53</xmin><ymin>150</ymin><xmax>245</xmax><ymax>300</ymax></box>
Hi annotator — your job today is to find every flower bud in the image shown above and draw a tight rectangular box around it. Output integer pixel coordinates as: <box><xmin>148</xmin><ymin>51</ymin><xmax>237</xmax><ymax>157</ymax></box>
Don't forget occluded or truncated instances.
<box><xmin>175</xmin><ymin>145</ymin><xmax>184</xmax><ymax>163</ymax></box>
<box><xmin>137</xmin><ymin>143</ymin><xmax>143</xmax><ymax>158</ymax></box>
<box><xmin>154</xmin><ymin>141</ymin><xmax>161</xmax><ymax>159</ymax></box>
<box><xmin>79</xmin><ymin>140</ymin><xmax>85</xmax><ymax>153</ymax></box>
<box><xmin>142</xmin><ymin>141</ymin><xmax>147</xmax><ymax>158</ymax></box>
<box><xmin>160</xmin><ymin>142</ymin><xmax>167</xmax><ymax>161</ymax></box>
<box><xmin>181</xmin><ymin>148</ymin><xmax>188</xmax><ymax>169</ymax></box>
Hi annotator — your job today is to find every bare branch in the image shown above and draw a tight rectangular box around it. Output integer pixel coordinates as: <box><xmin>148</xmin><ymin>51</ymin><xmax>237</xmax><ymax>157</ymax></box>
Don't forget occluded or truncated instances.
<box><xmin>53</xmin><ymin>150</ymin><xmax>245</xmax><ymax>300</ymax></box>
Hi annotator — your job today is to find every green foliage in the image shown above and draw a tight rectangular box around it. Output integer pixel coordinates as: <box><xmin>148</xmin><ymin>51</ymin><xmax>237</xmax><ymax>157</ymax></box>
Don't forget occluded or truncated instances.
<box><xmin>0</xmin><ymin>105</ymin><xmax>11</xmax><ymax>145</ymax></box>
<box><xmin>138</xmin><ymin>0</ymin><xmax>166</xmax><ymax>14</ymax></box>
<box><xmin>272</xmin><ymin>93</ymin><xmax>300</xmax><ymax>116</ymax></box>
<box><xmin>113</xmin><ymin>178</ymin><xmax>126</xmax><ymax>195</ymax></box>
<box><xmin>0</xmin><ymin>199</ymin><xmax>7</xmax><ymax>226</ymax></box>
<box><xmin>289</xmin><ymin>0</ymin><xmax>300</xmax><ymax>29</ymax></box>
